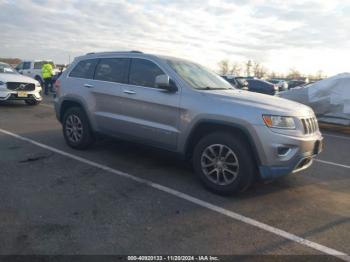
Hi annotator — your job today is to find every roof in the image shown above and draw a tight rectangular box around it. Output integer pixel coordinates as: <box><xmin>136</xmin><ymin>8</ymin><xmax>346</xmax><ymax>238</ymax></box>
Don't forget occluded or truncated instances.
<box><xmin>85</xmin><ymin>50</ymin><xmax>143</xmax><ymax>56</ymax></box>
<box><xmin>77</xmin><ymin>51</ymin><xmax>195</xmax><ymax>65</ymax></box>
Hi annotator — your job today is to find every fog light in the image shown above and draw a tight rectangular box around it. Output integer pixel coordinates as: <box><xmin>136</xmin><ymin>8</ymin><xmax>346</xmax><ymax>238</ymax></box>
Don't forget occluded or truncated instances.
<box><xmin>277</xmin><ymin>147</ymin><xmax>290</xmax><ymax>156</ymax></box>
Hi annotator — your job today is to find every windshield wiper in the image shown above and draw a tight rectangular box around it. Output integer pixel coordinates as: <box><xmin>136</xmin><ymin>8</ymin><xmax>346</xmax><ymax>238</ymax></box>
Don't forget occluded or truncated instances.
<box><xmin>197</xmin><ymin>86</ymin><xmax>213</xmax><ymax>90</ymax></box>
<box><xmin>197</xmin><ymin>86</ymin><xmax>230</xmax><ymax>90</ymax></box>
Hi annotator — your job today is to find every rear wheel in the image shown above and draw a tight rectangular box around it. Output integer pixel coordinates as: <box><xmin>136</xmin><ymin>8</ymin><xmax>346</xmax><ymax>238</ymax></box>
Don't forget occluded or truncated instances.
<box><xmin>62</xmin><ymin>107</ymin><xmax>94</xmax><ymax>149</ymax></box>
<box><xmin>193</xmin><ymin>132</ymin><xmax>256</xmax><ymax>195</ymax></box>
<box><xmin>25</xmin><ymin>99</ymin><xmax>40</xmax><ymax>106</ymax></box>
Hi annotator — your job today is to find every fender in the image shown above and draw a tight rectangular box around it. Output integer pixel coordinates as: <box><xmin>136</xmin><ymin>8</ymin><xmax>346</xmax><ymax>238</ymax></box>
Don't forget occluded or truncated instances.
<box><xmin>184</xmin><ymin>119</ymin><xmax>262</xmax><ymax>165</ymax></box>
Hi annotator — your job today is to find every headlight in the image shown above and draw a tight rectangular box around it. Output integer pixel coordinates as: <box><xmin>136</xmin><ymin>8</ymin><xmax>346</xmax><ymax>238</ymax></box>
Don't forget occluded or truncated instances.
<box><xmin>263</xmin><ymin>115</ymin><xmax>296</xmax><ymax>129</ymax></box>
<box><xmin>35</xmin><ymin>82</ymin><xmax>41</xmax><ymax>87</ymax></box>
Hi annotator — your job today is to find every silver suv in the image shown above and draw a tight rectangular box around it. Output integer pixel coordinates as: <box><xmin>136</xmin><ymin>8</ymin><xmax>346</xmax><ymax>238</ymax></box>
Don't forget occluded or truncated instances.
<box><xmin>54</xmin><ymin>51</ymin><xmax>323</xmax><ymax>194</ymax></box>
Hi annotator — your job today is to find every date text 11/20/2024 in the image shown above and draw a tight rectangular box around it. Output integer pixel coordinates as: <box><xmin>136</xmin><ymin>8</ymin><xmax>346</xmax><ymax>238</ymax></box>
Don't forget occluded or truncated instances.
<box><xmin>127</xmin><ymin>256</ymin><xmax>219</xmax><ymax>261</ymax></box>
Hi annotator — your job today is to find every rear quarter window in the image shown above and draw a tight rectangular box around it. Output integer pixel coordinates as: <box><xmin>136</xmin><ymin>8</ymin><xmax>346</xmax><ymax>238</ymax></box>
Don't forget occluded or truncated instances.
<box><xmin>69</xmin><ymin>59</ymin><xmax>98</xmax><ymax>79</ymax></box>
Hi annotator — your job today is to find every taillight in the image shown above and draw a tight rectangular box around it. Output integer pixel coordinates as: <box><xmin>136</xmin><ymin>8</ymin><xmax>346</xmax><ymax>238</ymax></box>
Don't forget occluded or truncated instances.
<box><xmin>54</xmin><ymin>80</ymin><xmax>61</xmax><ymax>95</ymax></box>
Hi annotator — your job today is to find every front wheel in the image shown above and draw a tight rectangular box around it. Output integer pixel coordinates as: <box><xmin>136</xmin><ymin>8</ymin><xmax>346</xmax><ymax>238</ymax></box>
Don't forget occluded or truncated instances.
<box><xmin>193</xmin><ymin>132</ymin><xmax>256</xmax><ymax>195</ymax></box>
<box><xmin>62</xmin><ymin>107</ymin><xmax>94</xmax><ymax>149</ymax></box>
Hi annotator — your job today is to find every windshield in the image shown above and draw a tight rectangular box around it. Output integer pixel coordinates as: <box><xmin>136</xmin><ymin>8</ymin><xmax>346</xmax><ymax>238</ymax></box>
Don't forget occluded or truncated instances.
<box><xmin>0</xmin><ymin>63</ymin><xmax>17</xmax><ymax>74</ymax></box>
<box><xmin>167</xmin><ymin>59</ymin><xmax>233</xmax><ymax>90</ymax></box>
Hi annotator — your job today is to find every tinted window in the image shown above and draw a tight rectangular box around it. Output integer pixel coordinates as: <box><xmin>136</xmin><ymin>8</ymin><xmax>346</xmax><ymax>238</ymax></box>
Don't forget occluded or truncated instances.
<box><xmin>94</xmin><ymin>58</ymin><xmax>129</xmax><ymax>83</ymax></box>
<box><xmin>69</xmin><ymin>59</ymin><xmax>98</xmax><ymax>79</ymax></box>
<box><xmin>34</xmin><ymin>62</ymin><xmax>43</xmax><ymax>69</ymax></box>
<box><xmin>22</xmin><ymin>62</ymin><xmax>31</xmax><ymax>70</ymax></box>
<box><xmin>129</xmin><ymin>59</ymin><xmax>164</xmax><ymax>88</ymax></box>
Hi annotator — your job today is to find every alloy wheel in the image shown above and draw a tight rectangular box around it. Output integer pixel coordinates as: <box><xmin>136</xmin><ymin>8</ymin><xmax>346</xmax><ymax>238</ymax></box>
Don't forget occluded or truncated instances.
<box><xmin>65</xmin><ymin>114</ymin><xmax>83</xmax><ymax>143</ymax></box>
<box><xmin>201</xmin><ymin>144</ymin><xmax>239</xmax><ymax>186</ymax></box>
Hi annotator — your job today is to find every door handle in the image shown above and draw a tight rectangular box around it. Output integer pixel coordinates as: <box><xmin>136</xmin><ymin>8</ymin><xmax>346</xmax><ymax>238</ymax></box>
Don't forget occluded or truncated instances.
<box><xmin>123</xmin><ymin>89</ymin><xmax>136</xmax><ymax>95</ymax></box>
<box><xmin>84</xmin><ymin>84</ymin><xmax>94</xmax><ymax>88</ymax></box>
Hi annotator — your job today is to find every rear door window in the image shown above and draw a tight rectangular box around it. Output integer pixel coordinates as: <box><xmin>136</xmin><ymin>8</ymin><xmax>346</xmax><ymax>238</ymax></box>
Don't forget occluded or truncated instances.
<box><xmin>34</xmin><ymin>62</ymin><xmax>44</xmax><ymax>69</ymax></box>
<box><xmin>129</xmin><ymin>58</ymin><xmax>165</xmax><ymax>88</ymax></box>
<box><xmin>69</xmin><ymin>59</ymin><xmax>98</xmax><ymax>79</ymax></box>
<box><xmin>94</xmin><ymin>58</ymin><xmax>129</xmax><ymax>83</ymax></box>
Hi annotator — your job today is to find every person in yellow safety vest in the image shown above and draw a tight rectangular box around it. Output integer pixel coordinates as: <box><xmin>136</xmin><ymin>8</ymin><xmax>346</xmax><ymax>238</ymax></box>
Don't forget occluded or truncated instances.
<box><xmin>42</xmin><ymin>62</ymin><xmax>54</xmax><ymax>95</ymax></box>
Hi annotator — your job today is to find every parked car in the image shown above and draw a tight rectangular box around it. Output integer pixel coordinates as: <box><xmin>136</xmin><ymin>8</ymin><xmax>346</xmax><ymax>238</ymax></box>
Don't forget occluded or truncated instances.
<box><xmin>221</xmin><ymin>75</ymin><xmax>248</xmax><ymax>90</ymax></box>
<box><xmin>279</xmin><ymin>73</ymin><xmax>350</xmax><ymax>125</ymax></box>
<box><xmin>54</xmin><ymin>51</ymin><xmax>323</xmax><ymax>194</ymax></box>
<box><xmin>0</xmin><ymin>62</ymin><xmax>42</xmax><ymax>105</ymax></box>
<box><xmin>246</xmin><ymin>79</ymin><xmax>279</xmax><ymax>95</ymax></box>
<box><xmin>288</xmin><ymin>80</ymin><xmax>306</xmax><ymax>89</ymax></box>
<box><xmin>15</xmin><ymin>60</ymin><xmax>60</xmax><ymax>85</ymax></box>
<box><xmin>268</xmin><ymin>79</ymin><xmax>288</xmax><ymax>91</ymax></box>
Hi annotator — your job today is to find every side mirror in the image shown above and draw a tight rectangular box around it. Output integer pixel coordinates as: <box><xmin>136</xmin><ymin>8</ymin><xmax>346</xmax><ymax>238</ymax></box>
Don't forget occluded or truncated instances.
<box><xmin>155</xmin><ymin>74</ymin><xmax>178</xmax><ymax>92</ymax></box>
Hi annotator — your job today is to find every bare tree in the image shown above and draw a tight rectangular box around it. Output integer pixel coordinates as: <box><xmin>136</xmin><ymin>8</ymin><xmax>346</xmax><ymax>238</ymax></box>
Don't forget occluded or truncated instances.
<box><xmin>252</xmin><ymin>62</ymin><xmax>268</xmax><ymax>78</ymax></box>
<box><xmin>270</xmin><ymin>71</ymin><xmax>277</xmax><ymax>79</ymax></box>
<box><xmin>0</xmin><ymin>58</ymin><xmax>21</xmax><ymax>67</ymax></box>
<box><xmin>316</xmin><ymin>70</ymin><xmax>325</xmax><ymax>80</ymax></box>
<box><xmin>246</xmin><ymin>60</ymin><xmax>253</xmax><ymax>77</ymax></box>
<box><xmin>218</xmin><ymin>60</ymin><xmax>229</xmax><ymax>75</ymax></box>
<box><xmin>229</xmin><ymin>62</ymin><xmax>242</xmax><ymax>76</ymax></box>
<box><xmin>287</xmin><ymin>68</ymin><xmax>302</xmax><ymax>79</ymax></box>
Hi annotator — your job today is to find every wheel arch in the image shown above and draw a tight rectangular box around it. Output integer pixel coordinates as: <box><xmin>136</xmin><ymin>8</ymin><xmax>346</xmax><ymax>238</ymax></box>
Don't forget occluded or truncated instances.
<box><xmin>184</xmin><ymin>120</ymin><xmax>261</xmax><ymax>165</ymax></box>
<box><xmin>59</xmin><ymin>98</ymin><xmax>88</xmax><ymax>122</ymax></box>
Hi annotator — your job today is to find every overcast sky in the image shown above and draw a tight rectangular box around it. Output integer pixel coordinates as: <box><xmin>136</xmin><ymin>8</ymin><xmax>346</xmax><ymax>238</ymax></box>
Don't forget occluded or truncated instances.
<box><xmin>0</xmin><ymin>0</ymin><xmax>349</xmax><ymax>75</ymax></box>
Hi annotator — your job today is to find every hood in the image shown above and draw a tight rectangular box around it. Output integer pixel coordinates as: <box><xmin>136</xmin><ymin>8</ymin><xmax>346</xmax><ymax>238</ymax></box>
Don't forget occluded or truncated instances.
<box><xmin>0</xmin><ymin>73</ymin><xmax>38</xmax><ymax>84</ymax></box>
<box><xmin>201</xmin><ymin>89</ymin><xmax>313</xmax><ymax>116</ymax></box>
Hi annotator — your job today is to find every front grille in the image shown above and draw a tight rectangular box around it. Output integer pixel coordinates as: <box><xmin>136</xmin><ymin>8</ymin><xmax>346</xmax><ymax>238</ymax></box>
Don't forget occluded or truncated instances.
<box><xmin>301</xmin><ymin>117</ymin><xmax>318</xmax><ymax>134</ymax></box>
<box><xmin>6</xmin><ymin>82</ymin><xmax>35</xmax><ymax>91</ymax></box>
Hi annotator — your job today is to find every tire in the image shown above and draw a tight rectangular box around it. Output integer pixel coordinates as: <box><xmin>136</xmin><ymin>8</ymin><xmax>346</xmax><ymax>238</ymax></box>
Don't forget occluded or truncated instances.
<box><xmin>62</xmin><ymin>107</ymin><xmax>94</xmax><ymax>149</ymax></box>
<box><xmin>193</xmin><ymin>132</ymin><xmax>256</xmax><ymax>195</ymax></box>
<box><xmin>25</xmin><ymin>99</ymin><xmax>41</xmax><ymax>106</ymax></box>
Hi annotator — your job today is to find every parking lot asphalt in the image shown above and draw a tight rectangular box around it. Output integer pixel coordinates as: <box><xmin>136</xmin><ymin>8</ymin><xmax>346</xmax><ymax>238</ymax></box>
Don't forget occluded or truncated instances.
<box><xmin>0</xmin><ymin>98</ymin><xmax>349</xmax><ymax>259</ymax></box>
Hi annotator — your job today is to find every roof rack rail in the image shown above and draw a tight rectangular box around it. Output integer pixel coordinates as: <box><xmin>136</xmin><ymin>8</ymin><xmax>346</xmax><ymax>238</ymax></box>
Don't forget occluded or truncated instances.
<box><xmin>86</xmin><ymin>50</ymin><xmax>143</xmax><ymax>55</ymax></box>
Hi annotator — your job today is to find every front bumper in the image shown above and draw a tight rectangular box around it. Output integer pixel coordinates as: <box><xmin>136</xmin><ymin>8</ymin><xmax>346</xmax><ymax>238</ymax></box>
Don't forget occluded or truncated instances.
<box><xmin>252</xmin><ymin>124</ymin><xmax>324</xmax><ymax>180</ymax></box>
<box><xmin>0</xmin><ymin>90</ymin><xmax>42</xmax><ymax>101</ymax></box>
